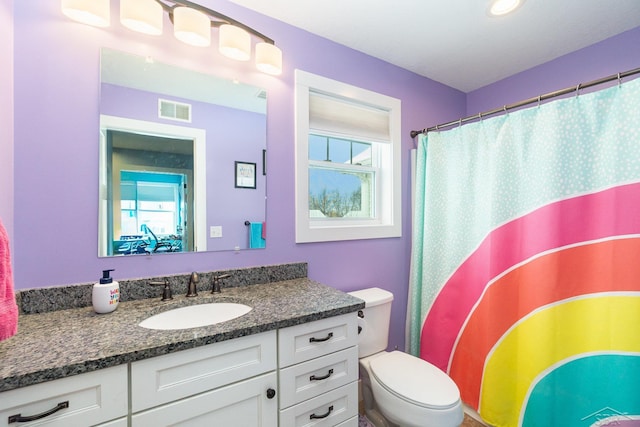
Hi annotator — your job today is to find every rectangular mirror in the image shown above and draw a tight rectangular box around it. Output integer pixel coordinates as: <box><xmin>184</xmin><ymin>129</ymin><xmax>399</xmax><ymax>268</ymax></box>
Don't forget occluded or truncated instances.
<box><xmin>99</xmin><ymin>49</ymin><xmax>267</xmax><ymax>256</ymax></box>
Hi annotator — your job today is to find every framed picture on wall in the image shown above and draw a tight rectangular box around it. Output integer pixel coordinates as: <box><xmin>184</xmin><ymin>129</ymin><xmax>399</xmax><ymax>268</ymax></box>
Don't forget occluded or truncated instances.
<box><xmin>235</xmin><ymin>161</ymin><xmax>257</xmax><ymax>189</ymax></box>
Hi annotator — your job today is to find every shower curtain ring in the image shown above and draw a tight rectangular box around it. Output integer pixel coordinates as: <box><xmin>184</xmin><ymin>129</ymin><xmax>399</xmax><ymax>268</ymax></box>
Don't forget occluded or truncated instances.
<box><xmin>575</xmin><ymin>84</ymin><xmax>581</xmax><ymax>97</ymax></box>
<box><xmin>537</xmin><ymin>95</ymin><xmax>542</xmax><ymax>108</ymax></box>
<box><xmin>617</xmin><ymin>72</ymin><xmax>622</xmax><ymax>87</ymax></box>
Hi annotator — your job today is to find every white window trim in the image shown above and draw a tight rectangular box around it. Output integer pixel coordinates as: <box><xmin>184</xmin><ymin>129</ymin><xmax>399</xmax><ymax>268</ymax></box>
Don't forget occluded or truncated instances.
<box><xmin>295</xmin><ymin>70</ymin><xmax>402</xmax><ymax>243</ymax></box>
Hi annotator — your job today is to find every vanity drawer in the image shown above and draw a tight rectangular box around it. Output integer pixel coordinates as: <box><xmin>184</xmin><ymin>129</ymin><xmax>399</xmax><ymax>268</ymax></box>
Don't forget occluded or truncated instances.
<box><xmin>279</xmin><ymin>346</ymin><xmax>359</xmax><ymax>409</ymax></box>
<box><xmin>131</xmin><ymin>330</ymin><xmax>276</xmax><ymax>412</ymax></box>
<box><xmin>278</xmin><ymin>314</ymin><xmax>358</xmax><ymax>367</ymax></box>
<box><xmin>0</xmin><ymin>365</ymin><xmax>127</xmax><ymax>427</ymax></box>
<box><xmin>279</xmin><ymin>382</ymin><xmax>358</xmax><ymax>427</ymax></box>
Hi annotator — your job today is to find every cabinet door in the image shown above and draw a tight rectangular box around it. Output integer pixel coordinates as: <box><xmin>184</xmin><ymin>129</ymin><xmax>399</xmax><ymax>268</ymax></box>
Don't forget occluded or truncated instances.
<box><xmin>131</xmin><ymin>330</ymin><xmax>276</xmax><ymax>412</ymax></box>
<box><xmin>96</xmin><ymin>418</ymin><xmax>127</xmax><ymax>427</ymax></box>
<box><xmin>279</xmin><ymin>314</ymin><xmax>358</xmax><ymax>368</ymax></box>
<box><xmin>132</xmin><ymin>372</ymin><xmax>277</xmax><ymax>427</ymax></box>
<box><xmin>0</xmin><ymin>365</ymin><xmax>127</xmax><ymax>427</ymax></box>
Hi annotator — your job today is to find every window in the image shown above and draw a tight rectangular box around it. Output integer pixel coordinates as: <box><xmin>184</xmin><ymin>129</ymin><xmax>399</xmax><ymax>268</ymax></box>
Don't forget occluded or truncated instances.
<box><xmin>295</xmin><ymin>70</ymin><xmax>401</xmax><ymax>243</ymax></box>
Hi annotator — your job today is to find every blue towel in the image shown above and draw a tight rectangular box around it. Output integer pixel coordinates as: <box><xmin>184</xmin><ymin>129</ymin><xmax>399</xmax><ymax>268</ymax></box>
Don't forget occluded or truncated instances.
<box><xmin>249</xmin><ymin>222</ymin><xmax>266</xmax><ymax>249</ymax></box>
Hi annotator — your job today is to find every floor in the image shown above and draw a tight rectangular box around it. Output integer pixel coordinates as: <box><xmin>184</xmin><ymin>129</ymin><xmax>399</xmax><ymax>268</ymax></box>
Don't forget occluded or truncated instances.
<box><xmin>461</xmin><ymin>413</ymin><xmax>488</xmax><ymax>427</ymax></box>
<box><xmin>359</xmin><ymin>413</ymin><xmax>488</xmax><ymax>427</ymax></box>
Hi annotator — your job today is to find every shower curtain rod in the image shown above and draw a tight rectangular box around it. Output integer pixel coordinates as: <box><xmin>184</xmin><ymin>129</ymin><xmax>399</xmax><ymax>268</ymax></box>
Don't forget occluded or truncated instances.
<box><xmin>410</xmin><ymin>66</ymin><xmax>640</xmax><ymax>138</ymax></box>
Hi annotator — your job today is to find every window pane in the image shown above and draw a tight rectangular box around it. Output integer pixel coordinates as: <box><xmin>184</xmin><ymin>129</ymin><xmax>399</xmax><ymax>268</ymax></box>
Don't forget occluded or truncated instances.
<box><xmin>120</xmin><ymin>210</ymin><xmax>138</xmax><ymax>235</ymax></box>
<box><xmin>138</xmin><ymin>211</ymin><xmax>175</xmax><ymax>235</ymax></box>
<box><xmin>309</xmin><ymin>167</ymin><xmax>374</xmax><ymax>218</ymax></box>
<box><xmin>309</xmin><ymin>135</ymin><xmax>328</xmax><ymax>161</ymax></box>
<box><xmin>328</xmin><ymin>138</ymin><xmax>351</xmax><ymax>163</ymax></box>
<box><xmin>352</xmin><ymin>142</ymin><xmax>372</xmax><ymax>166</ymax></box>
<box><xmin>309</xmin><ymin>134</ymin><xmax>373</xmax><ymax>165</ymax></box>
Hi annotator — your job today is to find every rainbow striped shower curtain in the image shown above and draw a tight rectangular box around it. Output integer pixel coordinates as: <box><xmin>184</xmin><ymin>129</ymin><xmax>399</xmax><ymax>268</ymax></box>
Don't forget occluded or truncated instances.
<box><xmin>408</xmin><ymin>77</ymin><xmax>640</xmax><ymax>427</ymax></box>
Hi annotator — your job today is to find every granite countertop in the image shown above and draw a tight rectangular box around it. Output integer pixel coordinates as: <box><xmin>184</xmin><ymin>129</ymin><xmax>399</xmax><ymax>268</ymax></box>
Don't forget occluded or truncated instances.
<box><xmin>0</xmin><ymin>278</ymin><xmax>364</xmax><ymax>393</ymax></box>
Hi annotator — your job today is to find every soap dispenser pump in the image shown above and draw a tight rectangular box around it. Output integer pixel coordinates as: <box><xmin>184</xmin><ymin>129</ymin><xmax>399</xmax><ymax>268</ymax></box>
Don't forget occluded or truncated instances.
<box><xmin>92</xmin><ymin>269</ymin><xmax>120</xmax><ymax>314</ymax></box>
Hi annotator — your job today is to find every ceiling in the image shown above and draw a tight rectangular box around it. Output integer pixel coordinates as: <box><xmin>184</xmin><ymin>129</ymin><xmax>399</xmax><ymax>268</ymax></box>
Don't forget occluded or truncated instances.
<box><xmin>227</xmin><ymin>0</ymin><xmax>640</xmax><ymax>92</ymax></box>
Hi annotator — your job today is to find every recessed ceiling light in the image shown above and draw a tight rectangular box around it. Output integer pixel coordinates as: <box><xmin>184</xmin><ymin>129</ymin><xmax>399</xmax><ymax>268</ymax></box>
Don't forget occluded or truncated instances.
<box><xmin>489</xmin><ymin>0</ymin><xmax>523</xmax><ymax>16</ymax></box>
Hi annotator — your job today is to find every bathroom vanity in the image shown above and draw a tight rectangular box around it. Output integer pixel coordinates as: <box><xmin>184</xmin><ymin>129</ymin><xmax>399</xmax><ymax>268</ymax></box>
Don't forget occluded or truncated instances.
<box><xmin>0</xmin><ymin>265</ymin><xmax>364</xmax><ymax>427</ymax></box>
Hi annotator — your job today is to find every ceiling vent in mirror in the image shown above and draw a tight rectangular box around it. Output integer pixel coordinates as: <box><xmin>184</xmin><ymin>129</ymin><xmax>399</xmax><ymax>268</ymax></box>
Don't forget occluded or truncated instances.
<box><xmin>256</xmin><ymin>89</ymin><xmax>267</xmax><ymax>100</ymax></box>
<box><xmin>159</xmin><ymin>99</ymin><xmax>192</xmax><ymax>122</ymax></box>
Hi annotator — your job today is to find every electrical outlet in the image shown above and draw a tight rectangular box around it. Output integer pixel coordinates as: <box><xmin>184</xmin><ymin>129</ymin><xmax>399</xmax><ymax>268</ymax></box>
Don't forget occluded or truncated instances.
<box><xmin>210</xmin><ymin>226</ymin><xmax>223</xmax><ymax>238</ymax></box>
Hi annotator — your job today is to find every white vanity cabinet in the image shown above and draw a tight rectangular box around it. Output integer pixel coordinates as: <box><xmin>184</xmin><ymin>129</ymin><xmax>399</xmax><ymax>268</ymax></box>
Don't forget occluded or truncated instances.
<box><xmin>130</xmin><ymin>330</ymin><xmax>278</xmax><ymax>426</ymax></box>
<box><xmin>1</xmin><ymin>311</ymin><xmax>362</xmax><ymax>427</ymax></box>
<box><xmin>0</xmin><ymin>365</ymin><xmax>127</xmax><ymax>427</ymax></box>
<box><xmin>278</xmin><ymin>314</ymin><xmax>359</xmax><ymax>427</ymax></box>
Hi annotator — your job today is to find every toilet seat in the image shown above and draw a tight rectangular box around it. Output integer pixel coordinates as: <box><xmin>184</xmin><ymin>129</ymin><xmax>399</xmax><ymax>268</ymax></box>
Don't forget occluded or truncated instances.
<box><xmin>369</xmin><ymin>351</ymin><xmax>460</xmax><ymax>410</ymax></box>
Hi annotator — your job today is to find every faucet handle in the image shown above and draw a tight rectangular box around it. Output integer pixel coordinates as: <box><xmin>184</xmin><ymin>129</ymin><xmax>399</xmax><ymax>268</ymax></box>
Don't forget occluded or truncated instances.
<box><xmin>211</xmin><ymin>274</ymin><xmax>231</xmax><ymax>294</ymax></box>
<box><xmin>149</xmin><ymin>280</ymin><xmax>173</xmax><ymax>301</ymax></box>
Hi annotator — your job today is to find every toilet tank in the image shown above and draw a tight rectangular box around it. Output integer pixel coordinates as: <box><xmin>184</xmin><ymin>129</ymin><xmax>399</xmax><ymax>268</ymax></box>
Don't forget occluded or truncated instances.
<box><xmin>348</xmin><ymin>288</ymin><xmax>394</xmax><ymax>358</ymax></box>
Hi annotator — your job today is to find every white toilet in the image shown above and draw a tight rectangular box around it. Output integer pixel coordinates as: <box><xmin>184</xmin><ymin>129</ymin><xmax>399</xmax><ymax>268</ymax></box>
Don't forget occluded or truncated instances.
<box><xmin>348</xmin><ymin>287</ymin><xmax>463</xmax><ymax>427</ymax></box>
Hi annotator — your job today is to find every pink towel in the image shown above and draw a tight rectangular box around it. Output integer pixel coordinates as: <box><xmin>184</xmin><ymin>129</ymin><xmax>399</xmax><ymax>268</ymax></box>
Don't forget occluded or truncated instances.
<box><xmin>0</xmin><ymin>218</ymin><xmax>18</xmax><ymax>341</ymax></box>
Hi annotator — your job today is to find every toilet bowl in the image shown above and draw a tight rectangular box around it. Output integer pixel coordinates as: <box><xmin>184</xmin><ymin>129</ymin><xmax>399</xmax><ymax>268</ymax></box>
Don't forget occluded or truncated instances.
<box><xmin>361</xmin><ymin>351</ymin><xmax>463</xmax><ymax>427</ymax></box>
<box><xmin>349</xmin><ymin>288</ymin><xmax>463</xmax><ymax>427</ymax></box>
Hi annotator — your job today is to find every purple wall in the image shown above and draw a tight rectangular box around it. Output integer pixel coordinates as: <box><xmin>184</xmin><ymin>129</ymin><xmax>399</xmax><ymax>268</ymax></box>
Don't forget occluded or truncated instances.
<box><xmin>100</xmin><ymin>83</ymin><xmax>267</xmax><ymax>250</ymax></box>
<box><xmin>11</xmin><ymin>0</ymin><xmax>465</xmax><ymax>351</ymax></box>
<box><xmin>13</xmin><ymin>1</ymin><xmax>635</xmax><ymax>352</ymax></box>
<box><xmin>467</xmin><ymin>26</ymin><xmax>640</xmax><ymax>115</ymax></box>
<box><xmin>0</xmin><ymin>1</ymin><xmax>13</xmax><ymax>242</ymax></box>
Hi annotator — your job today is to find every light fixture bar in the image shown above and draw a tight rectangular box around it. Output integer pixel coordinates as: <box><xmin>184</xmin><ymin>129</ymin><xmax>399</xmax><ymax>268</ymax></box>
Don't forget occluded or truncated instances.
<box><xmin>61</xmin><ymin>0</ymin><xmax>283</xmax><ymax>75</ymax></box>
<box><xmin>154</xmin><ymin>0</ymin><xmax>275</xmax><ymax>45</ymax></box>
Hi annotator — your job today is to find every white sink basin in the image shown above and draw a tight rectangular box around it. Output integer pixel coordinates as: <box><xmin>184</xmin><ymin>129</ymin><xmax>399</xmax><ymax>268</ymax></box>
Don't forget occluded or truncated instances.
<box><xmin>139</xmin><ymin>303</ymin><xmax>252</xmax><ymax>330</ymax></box>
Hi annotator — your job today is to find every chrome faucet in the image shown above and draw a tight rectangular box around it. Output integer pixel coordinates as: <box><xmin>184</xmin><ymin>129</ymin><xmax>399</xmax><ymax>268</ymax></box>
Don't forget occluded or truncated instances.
<box><xmin>211</xmin><ymin>274</ymin><xmax>230</xmax><ymax>293</ymax></box>
<box><xmin>186</xmin><ymin>272</ymin><xmax>199</xmax><ymax>297</ymax></box>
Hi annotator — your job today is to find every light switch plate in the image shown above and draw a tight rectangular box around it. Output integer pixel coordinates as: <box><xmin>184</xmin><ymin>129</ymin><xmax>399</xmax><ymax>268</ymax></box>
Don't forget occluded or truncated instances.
<box><xmin>210</xmin><ymin>226</ymin><xmax>223</xmax><ymax>238</ymax></box>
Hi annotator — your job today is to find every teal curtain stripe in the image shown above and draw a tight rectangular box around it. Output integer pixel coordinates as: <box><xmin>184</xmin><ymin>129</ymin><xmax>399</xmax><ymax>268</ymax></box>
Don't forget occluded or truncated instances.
<box><xmin>522</xmin><ymin>354</ymin><xmax>640</xmax><ymax>427</ymax></box>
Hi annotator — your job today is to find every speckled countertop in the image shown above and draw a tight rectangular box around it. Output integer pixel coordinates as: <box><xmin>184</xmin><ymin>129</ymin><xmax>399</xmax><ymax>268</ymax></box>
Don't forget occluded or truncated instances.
<box><xmin>0</xmin><ymin>278</ymin><xmax>364</xmax><ymax>393</ymax></box>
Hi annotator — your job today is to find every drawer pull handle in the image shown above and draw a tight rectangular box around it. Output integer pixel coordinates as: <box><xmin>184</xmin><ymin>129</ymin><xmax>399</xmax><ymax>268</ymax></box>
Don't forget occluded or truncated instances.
<box><xmin>266</xmin><ymin>388</ymin><xmax>276</xmax><ymax>399</ymax></box>
<box><xmin>8</xmin><ymin>401</ymin><xmax>69</xmax><ymax>423</ymax></box>
<box><xmin>309</xmin><ymin>332</ymin><xmax>333</xmax><ymax>343</ymax></box>
<box><xmin>310</xmin><ymin>368</ymin><xmax>334</xmax><ymax>381</ymax></box>
<box><xmin>310</xmin><ymin>405</ymin><xmax>334</xmax><ymax>420</ymax></box>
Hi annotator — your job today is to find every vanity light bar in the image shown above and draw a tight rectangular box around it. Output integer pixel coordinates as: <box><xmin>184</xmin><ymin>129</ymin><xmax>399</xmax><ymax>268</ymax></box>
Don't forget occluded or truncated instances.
<box><xmin>61</xmin><ymin>0</ymin><xmax>283</xmax><ymax>76</ymax></box>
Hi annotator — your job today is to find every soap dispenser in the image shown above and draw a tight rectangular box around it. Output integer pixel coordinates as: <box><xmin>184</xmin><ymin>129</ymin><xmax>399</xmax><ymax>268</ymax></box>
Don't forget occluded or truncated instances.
<box><xmin>92</xmin><ymin>269</ymin><xmax>120</xmax><ymax>314</ymax></box>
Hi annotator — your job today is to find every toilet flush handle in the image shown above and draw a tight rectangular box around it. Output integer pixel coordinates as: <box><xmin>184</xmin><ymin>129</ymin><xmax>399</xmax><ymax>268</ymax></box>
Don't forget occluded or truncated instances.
<box><xmin>357</xmin><ymin>310</ymin><xmax>364</xmax><ymax>334</ymax></box>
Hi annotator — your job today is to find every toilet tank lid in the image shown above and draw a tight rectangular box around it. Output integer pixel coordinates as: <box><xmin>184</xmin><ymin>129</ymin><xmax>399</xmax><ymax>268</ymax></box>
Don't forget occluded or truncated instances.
<box><xmin>348</xmin><ymin>287</ymin><xmax>393</xmax><ymax>306</ymax></box>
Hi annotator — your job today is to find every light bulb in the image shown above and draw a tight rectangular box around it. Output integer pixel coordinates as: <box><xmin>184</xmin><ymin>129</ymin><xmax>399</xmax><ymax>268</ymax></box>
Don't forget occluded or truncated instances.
<box><xmin>219</xmin><ymin>25</ymin><xmax>251</xmax><ymax>61</ymax></box>
<box><xmin>61</xmin><ymin>0</ymin><xmax>110</xmax><ymax>27</ymax></box>
<box><xmin>173</xmin><ymin>7</ymin><xmax>211</xmax><ymax>47</ymax></box>
<box><xmin>120</xmin><ymin>0</ymin><xmax>163</xmax><ymax>35</ymax></box>
<box><xmin>255</xmin><ymin>43</ymin><xmax>282</xmax><ymax>75</ymax></box>
<box><xmin>489</xmin><ymin>0</ymin><xmax>523</xmax><ymax>16</ymax></box>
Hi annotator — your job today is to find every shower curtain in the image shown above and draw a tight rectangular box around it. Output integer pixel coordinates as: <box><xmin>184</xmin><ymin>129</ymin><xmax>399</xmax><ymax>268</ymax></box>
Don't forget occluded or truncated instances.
<box><xmin>408</xmin><ymin>77</ymin><xmax>640</xmax><ymax>427</ymax></box>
